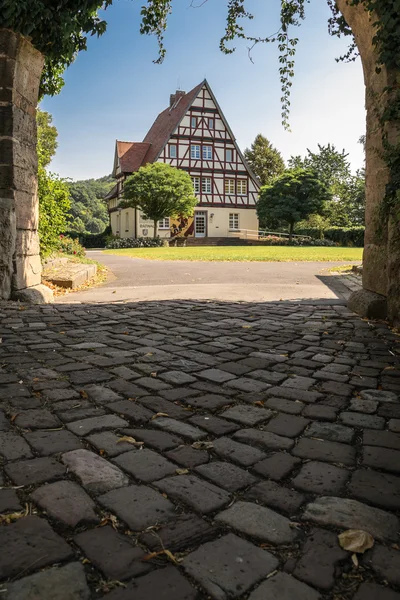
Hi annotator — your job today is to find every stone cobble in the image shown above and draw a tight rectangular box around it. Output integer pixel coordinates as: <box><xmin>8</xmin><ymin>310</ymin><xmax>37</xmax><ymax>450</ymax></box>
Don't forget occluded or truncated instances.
<box><xmin>0</xmin><ymin>299</ymin><xmax>399</xmax><ymax>598</ymax></box>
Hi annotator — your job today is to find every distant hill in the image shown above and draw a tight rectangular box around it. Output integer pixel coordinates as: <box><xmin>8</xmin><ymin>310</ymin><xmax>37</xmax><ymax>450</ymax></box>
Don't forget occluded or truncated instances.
<box><xmin>67</xmin><ymin>174</ymin><xmax>114</xmax><ymax>234</ymax></box>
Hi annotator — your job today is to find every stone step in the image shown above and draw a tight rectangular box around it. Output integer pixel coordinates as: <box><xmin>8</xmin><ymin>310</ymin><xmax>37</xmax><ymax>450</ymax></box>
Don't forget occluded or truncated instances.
<box><xmin>43</xmin><ymin>262</ymin><xmax>97</xmax><ymax>288</ymax></box>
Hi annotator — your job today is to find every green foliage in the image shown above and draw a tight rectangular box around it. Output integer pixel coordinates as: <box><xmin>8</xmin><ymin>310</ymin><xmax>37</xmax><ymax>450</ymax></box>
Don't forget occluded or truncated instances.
<box><xmin>257</xmin><ymin>168</ymin><xmax>331</xmax><ymax>240</ymax></box>
<box><xmin>288</xmin><ymin>144</ymin><xmax>365</xmax><ymax>227</ymax></box>
<box><xmin>244</xmin><ymin>134</ymin><xmax>285</xmax><ymax>186</ymax></box>
<box><xmin>36</xmin><ymin>109</ymin><xmax>71</xmax><ymax>258</ymax></box>
<box><xmin>68</xmin><ymin>175</ymin><xmax>113</xmax><ymax>235</ymax></box>
<box><xmin>123</xmin><ymin>163</ymin><xmax>198</xmax><ymax>236</ymax></box>
<box><xmin>68</xmin><ymin>226</ymin><xmax>112</xmax><ymax>249</ymax></box>
<box><xmin>38</xmin><ymin>168</ymin><xmax>71</xmax><ymax>258</ymax></box>
<box><xmin>57</xmin><ymin>235</ymin><xmax>86</xmax><ymax>257</ymax></box>
<box><xmin>297</xmin><ymin>214</ymin><xmax>331</xmax><ymax>239</ymax></box>
<box><xmin>106</xmin><ymin>237</ymin><xmax>165</xmax><ymax>249</ymax></box>
<box><xmin>295</xmin><ymin>225</ymin><xmax>365</xmax><ymax>247</ymax></box>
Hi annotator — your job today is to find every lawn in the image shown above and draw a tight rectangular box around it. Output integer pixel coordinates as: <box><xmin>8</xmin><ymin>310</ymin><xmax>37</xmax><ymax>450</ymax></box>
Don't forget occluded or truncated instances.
<box><xmin>103</xmin><ymin>246</ymin><xmax>363</xmax><ymax>262</ymax></box>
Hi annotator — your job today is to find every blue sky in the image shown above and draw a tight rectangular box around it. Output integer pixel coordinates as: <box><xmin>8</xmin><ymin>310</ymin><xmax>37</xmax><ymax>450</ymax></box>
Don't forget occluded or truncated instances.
<box><xmin>41</xmin><ymin>0</ymin><xmax>366</xmax><ymax>181</ymax></box>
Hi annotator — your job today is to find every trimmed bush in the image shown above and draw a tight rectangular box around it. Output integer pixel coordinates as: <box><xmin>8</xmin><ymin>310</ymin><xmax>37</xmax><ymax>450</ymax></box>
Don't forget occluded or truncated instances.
<box><xmin>259</xmin><ymin>236</ymin><xmax>335</xmax><ymax>247</ymax></box>
<box><xmin>57</xmin><ymin>235</ymin><xmax>85</xmax><ymax>257</ymax></box>
<box><xmin>294</xmin><ymin>226</ymin><xmax>365</xmax><ymax>247</ymax></box>
<box><xmin>67</xmin><ymin>226</ymin><xmax>112</xmax><ymax>248</ymax></box>
<box><xmin>106</xmin><ymin>237</ymin><xmax>166</xmax><ymax>249</ymax></box>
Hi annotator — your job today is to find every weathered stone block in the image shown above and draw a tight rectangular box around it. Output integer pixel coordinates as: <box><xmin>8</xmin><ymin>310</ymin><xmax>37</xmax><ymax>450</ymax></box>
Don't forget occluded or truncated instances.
<box><xmin>348</xmin><ymin>288</ymin><xmax>388</xmax><ymax>320</ymax></box>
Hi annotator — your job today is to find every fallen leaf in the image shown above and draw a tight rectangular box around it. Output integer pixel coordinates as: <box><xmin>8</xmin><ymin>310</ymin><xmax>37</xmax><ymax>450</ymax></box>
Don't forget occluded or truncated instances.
<box><xmin>351</xmin><ymin>553</ymin><xmax>359</xmax><ymax>568</ymax></box>
<box><xmin>80</xmin><ymin>390</ymin><xmax>89</xmax><ymax>399</ymax></box>
<box><xmin>59</xmin><ymin>331</ymin><xmax>65</xmax><ymax>335</ymax></box>
<box><xmin>116</xmin><ymin>436</ymin><xmax>144</xmax><ymax>447</ymax></box>
<box><xmin>82</xmin><ymin>558</ymin><xmax>91</xmax><ymax>565</ymax></box>
<box><xmin>176</xmin><ymin>468</ymin><xmax>189</xmax><ymax>475</ymax></box>
<box><xmin>151</xmin><ymin>412</ymin><xmax>168</xmax><ymax>420</ymax></box>
<box><xmin>145</xmin><ymin>353</ymin><xmax>153</xmax><ymax>357</ymax></box>
<box><xmin>10</xmin><ymin>414</ymin><xmax>18</xmax><ymax>423</ymax></box>
<box><xmin>99</xmin><ymin>514</ymin><xmax>119</xmax><ymax>530</ymax></box>
<box><xmin>112</xmin><ymin>291</ymin><xmax>116</xmax><ymax>294</ymax></box>
<box><xmin>338</xmin><ymin>530</ymin><xmax>374</xmax><ymax>554</ymax></box>
<box><xmin>0</xmin><ymin>504</ymin><xmax>29</xmax><ymax>525</ymax></box>
<box><xmin>242</xmin><ymin>325</ymin><xmax>252</xmax><ymax>329</ymax></box>
<box><xmin>192</xmin><ymin>441</ymin><xmax>214</xmax><ymax>450</ymax></box>
<box><xmin>150</xmin><ymin>372</ymin><xmax>157</xmax><ymax>377</ymax></box>
<box><xmin>142</xmin><ymin>549</ymin><xmax>179</xmax><ymax>564</ymax></box>
<box><xmin>253</xmin><ymin>401</ymin><xmax>264</xmax><ymax>407</ymax></box>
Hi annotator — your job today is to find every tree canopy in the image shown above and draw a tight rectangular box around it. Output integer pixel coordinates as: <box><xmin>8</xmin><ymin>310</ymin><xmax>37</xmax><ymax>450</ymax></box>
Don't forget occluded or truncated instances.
<box><xmin>244</xmin><ymin>135</ymin><xmax>285</xmax><ymax>186</ymax></box>
<box><xmin>68</xmin><ymin>175</ymin><xmax>113</xmax><ymax>235</ymax></box>
<box><xmin>122</xmin><ymin>163</ymin><xmax>197</xmax><ymax>236</ymax></box>
<box><xmin>288</xmin><ymin>144</ymin><xmax>365</xmax><ymax>226</ymax></box>
<box><xmin>257</xmin><ymin>168</ymin><xmax>331</xmax><ymax>240</ymax></box>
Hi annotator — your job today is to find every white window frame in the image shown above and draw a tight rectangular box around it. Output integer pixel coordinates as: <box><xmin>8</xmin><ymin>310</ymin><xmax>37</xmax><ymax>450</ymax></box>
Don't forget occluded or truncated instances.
<box><xmin>226</xmin><ymin>148</ymin><xmax>233</xmax><ymax>162</ymax></box>
<box><xmin>202</xmin><ymin>177</ymin><xmax>212</xmax><ymax>194</ymax></box>
<box><xmin>237</xmin><ymin>179</ymin><xmax>248</xmax><ymax>195</ymax></box>
<box><xmin>225</xmin><ymin>178</ymin><xmax>235</xmax><ymax>194</ymax></box>
<box><xmin>229</xmin><ymin>213</ymin><xmax>240</xmax><ymax>231</ymax></box>
<box><xmin>208</xmin><ymin>117</ymin><xmax>214</xmax><ymax>129</ymax></box>
<box><xmin>192</xmin><ymin>177</ymin><xmax>200</xmax><ymax>193</ymax></box>
<box><xmin>158</xmin><ymin>217</ymin><xmax>170</xmax><ymax>230</ymax></box>
<box><xmin>191</xmin><ymin>116</ymin><xmax>197</xmax><ymax>128</ymax></box>
<box><xmin>169</xmin><ymin>144</ymin><xmax>177</xmax><ymax>158</ymax></box>
<box><xmin>203</xmin><ymin>145</ymin><xmax>212</xmax><ymax>160</ymax></box>
<box><xmin>191</xmin><ymin>145</ymin><xmax>200</xmax><ymax>159</ymax></box>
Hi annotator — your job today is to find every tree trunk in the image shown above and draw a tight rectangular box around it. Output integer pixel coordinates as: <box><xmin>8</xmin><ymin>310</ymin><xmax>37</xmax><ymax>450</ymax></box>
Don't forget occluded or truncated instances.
<box><xmin>153</xmin><ymin>219</ymin><xmax>158</xmax><ymax>238</ymax></box>
<box><xmin>289</xmin><ymin>222</ymin><xmax>294</xmax><ymax>243</ymax></box>
<box><xmin>335</xmin><ymin>1</ymin><xmax>400</xmax><ymax>325</ymax></box>
<box><xmin>0</xmin><ymin>29</ymin><xmax>52</xmax><ymax>302</ymax></box>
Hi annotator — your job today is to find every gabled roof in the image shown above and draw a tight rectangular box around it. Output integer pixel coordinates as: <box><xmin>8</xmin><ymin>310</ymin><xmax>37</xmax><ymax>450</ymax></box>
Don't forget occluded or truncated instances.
<box><xmin>116</xmin><ymin>141</ymin><xmax>151</xmax><ymax>174</ymax></box>
<box><xmin>142</xmin><ymin>80</ymin><xmax>205</xmax><ymax>164</ymax></box>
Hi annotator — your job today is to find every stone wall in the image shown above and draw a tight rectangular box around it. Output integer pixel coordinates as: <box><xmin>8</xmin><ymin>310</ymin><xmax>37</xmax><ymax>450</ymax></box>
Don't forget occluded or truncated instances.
<box><xmin>336</xmin><ymin>2</ymin><xmax>400</xmax><ymax>326</ymax></box>
<box><xmin>0</xmin><ymin>29</ymin><xmax>52</xmax><ymax>302</ymax></box>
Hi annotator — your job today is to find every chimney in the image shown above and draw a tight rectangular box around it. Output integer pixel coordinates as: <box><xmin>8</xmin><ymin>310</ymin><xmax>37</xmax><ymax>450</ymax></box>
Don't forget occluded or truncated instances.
<box><xmin>170</xmin><ymin>90</ymin><xmax>185</xmax><ymax>108</ymax></box>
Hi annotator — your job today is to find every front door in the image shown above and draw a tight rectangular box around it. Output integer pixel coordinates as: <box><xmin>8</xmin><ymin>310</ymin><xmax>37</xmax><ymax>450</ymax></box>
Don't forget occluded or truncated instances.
<box><xmin>195</xmin><ymin>211</ymin><xmax>207</xmax><ymax>238</ymax></box>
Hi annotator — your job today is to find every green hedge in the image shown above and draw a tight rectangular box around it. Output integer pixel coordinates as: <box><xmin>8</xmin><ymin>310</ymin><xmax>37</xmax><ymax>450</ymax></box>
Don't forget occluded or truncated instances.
<box><xmin>67</xmin><ymin>226</ymin><xmax>112</xmax><ymax>248</ymax></box>
<box><xmin>294</xmin><ymin>226</ymin><xmax>365</xmax><ymax>247</ymax></box>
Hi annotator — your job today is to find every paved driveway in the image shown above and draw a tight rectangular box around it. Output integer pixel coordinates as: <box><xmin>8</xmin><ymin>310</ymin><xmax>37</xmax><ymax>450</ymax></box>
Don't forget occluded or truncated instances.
<box><xmin>57</xmin><ymin>251</ymin><xmax>360</xmax><ymax>303</ymax></box>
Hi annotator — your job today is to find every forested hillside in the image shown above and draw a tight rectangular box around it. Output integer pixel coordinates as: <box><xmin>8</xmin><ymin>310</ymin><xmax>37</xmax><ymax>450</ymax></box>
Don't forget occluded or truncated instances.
<box><xmin>68</xmin><ymin>175</ymin><xmax>114</xmax><ymax>234</ymax></box>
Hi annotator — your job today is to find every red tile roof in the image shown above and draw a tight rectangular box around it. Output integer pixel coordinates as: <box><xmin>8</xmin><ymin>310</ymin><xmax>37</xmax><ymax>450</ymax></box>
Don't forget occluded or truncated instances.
<box><xmin>117</xmin><ymin>141</ymin><xmax>151</xmax><ymax>174</ymax></box>
<box><xmin>116</xmin><ymin>80</ymin><xmax>205</xmax><ymax>174</ymax></box>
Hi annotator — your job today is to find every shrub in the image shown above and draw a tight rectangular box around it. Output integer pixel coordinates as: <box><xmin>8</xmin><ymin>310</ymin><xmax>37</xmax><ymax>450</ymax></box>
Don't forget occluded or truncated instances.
<box><xmin>67</xmin><ymin>226</ymin><xmax>112</xmax><ymax>248</ymax></box>
<box><xmin>258</xmin><ymin>236</ymin><xmax>335</xmax><ymax>247</ymax></box>
<box><xmin>294</xmin><ymin>226</ymin><xmax>365</xmax><ymax>247</ymax></box>
<box><xmin>106</xmin><ymin>237</ymin><xmax>166</xmax><ymax>249</ymax></box>
<box><xmin>57</xmin><ymin>235</ymin><xmax>85</xmax><ymax>257</ymax></box>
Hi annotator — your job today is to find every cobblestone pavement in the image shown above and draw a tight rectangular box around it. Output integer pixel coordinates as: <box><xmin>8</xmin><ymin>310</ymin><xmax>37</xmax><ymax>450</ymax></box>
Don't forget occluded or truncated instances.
<box><xmin>0</xmin><ymin>299</ymin><xmax>399</xmax><ymax>599</ymax></box>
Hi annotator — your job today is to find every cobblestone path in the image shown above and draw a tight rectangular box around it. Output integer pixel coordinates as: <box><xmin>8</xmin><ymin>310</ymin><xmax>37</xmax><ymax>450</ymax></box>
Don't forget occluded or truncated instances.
<box><xmin>0</xmin><ymin>299</ymin><xmax>400</xmax><ymax>599</ymax></box>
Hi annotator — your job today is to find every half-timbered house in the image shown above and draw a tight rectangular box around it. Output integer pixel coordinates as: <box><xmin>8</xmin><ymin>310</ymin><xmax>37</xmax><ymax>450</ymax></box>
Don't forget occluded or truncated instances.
<box><xmin>106</xmin><ymin>80</ymin><xmax>260</xmax><ymax>239</ymax></box>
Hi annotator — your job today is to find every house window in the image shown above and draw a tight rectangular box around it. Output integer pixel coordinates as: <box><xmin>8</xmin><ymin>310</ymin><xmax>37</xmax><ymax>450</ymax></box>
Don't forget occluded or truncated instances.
<box><xmin>229</xmin><ymin>213</ymin><xmax>239</xmax><ymax>230</ymax></box>
<box><xmin>191</xmin><ymin>116</ymin><xmax>197</xmax><ymax>128</ymax></box>
<box><xmin>158</xmin><ymin>217</ymin><xmax>170</xmax><ymax>229</ymax></box>
<box><xmin>226</xmin><ymin>148</ymin><xmax>233</xmax><ymax>162</ymax></box>
<box><xmin>169</xmin><ymin>144</ymin><xmax>177</xmax><ymax>158</ymax></box>
<box><xmin>208</xmin><ymin>117</ymin><xmax>214</xmax><ymax>129</ymax></box>
<box><xmin>237</xmin><ymin>179</ymin><xmax>247</xmax><ymax>195</ymax></box>
<box><xmin>202</xmin><ymin>177</ymin><xmax>212</xmax><ymax>193</ymax></box>
<box><xmin>125</xmin><ymin>211</ymin><xmax>129</xmax><ymax>231</ymax></box>
<box><xmin>191</xmin><ymin>145</ymin><xmax>200</xmax><ymax>159</ymax></box>
<box><xmin>225</xmin><ymin>179</ymin><xmax>235</xmax><ymax>194</ymax></box>
<box><xmin>192</xmin><ymin>177</ymin><xmax>200</xmax><ymax>193</ymax></box>
<box><xmin>203</xmin><ymin>145</ymin><xmax>212</xmax><ymax>160</ymax></box>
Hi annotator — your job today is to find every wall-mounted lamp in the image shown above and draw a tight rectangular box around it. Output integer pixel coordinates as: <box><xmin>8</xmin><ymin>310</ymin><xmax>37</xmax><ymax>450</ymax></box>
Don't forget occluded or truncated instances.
<box><xmin>210</xmin><ymin>213</ymin><xmax>215</xmax><ymax>218</ymax></box>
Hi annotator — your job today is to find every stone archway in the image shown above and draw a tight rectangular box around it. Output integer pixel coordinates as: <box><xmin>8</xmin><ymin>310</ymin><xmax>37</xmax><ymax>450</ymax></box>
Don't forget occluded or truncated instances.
<box><xmin>0</xmin><ymin>3</ymin><xmax>399</xmax><ymax>320</ymax></box>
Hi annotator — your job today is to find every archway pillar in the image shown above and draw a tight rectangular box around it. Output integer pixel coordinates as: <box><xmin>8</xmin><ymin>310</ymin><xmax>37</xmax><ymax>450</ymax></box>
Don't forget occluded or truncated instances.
<box><xmin>0</xmin><ymin>28</ymin><xmax>53</xmax><ymax>303</ymax></box>
<box><xmin>335</xmin><ymin>1</ymin><xmax>400</xmax><ymax>325</ymax></box>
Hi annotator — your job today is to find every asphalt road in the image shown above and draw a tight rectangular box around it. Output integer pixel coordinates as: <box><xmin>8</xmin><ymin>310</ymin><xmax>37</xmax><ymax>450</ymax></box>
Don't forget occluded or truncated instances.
<box><xmin>56</xmin><ymin>251</ymin><xmax>360</xmax><ymax>303</ymax></box>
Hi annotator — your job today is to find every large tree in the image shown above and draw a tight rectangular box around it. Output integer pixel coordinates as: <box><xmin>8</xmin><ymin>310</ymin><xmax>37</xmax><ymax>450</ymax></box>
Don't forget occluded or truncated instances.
<box><xmin>1</xmin><ymin>0</ymin><xmax>400</xmax><ymax>322</ymax></box>
<box><xmin>257</xmin><ymin>169</ymin><xmax>331</xmax><ymax>241</ymax></box>
<box><xmin>122</xmin><ymin>163</ymin><xmax>197</xmax><ymax>237</ymax></box>
<box><xmin>288</xmin><ymin>144</ymin><xmax>365</xmax><ymax>226</ymax></box>
<box><xmin>244</xmin><ymin>135</ymin><xmax>285</xmax><ymax>186</ymax></box>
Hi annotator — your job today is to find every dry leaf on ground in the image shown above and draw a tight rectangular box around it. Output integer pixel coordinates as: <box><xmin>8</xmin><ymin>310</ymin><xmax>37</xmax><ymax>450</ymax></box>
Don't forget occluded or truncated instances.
<box><xmin>338</xmin><ymin>530</ymin><xmax>374</xmax><ymax>554</ymax></box>
<box><xmin>191</xmin><ymin>441</ymin><xmax>214</xmax><ymax>450</ymax></box>
<box><xmin>151</xmin><ymin>412</ymin><xmax>169</xmax><ymax>420</ymax></box>
<box><xmin>116</xmin><ymin>436</ymin><xmax>144</xmax><ymax>447</ymax></box>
